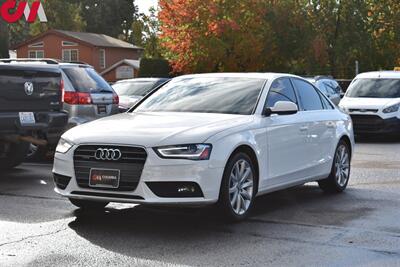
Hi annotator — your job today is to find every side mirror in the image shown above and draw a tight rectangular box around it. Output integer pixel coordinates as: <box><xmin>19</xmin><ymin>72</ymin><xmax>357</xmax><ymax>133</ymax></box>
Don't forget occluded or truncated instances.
<box><xmin>264</xmin><ymin>101</ymin><xmax>298</xmax><ymax>116</ymax></box>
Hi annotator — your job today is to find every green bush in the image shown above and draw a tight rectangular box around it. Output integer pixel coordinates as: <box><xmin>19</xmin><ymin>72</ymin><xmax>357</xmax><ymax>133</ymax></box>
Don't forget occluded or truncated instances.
<box><xmin>139</xmin><ymin>58</ymin><xmax>172</xmax><ymax>78</ymax></box>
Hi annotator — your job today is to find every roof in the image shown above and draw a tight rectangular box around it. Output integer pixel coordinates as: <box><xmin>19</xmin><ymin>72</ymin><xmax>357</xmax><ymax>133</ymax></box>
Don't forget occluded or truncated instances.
<box><xmin>100</xmin><ymin>59</ymin><xmax>141</xmax><ymax>75</ymax></box>
<box><xmin>12</xmin><ymin>29</ymin><xmax>143</xmax><ymax>50</ymax></box>
<box><xmin>356</xmin><ymin>71</ymin><xmax>400</xmax><ymax>79</ymax></box>
<box><xmin>174</xmin><ymin>72</ymin><xmax>302</xmax><ymax>80</ymax></box>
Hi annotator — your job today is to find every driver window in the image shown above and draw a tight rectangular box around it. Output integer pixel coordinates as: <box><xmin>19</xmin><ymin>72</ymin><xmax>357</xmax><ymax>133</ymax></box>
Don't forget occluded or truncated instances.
<box><xmin>266</xmin><ymin>78</ymin><xmax>297</xmax><ymax>108</ymax></box>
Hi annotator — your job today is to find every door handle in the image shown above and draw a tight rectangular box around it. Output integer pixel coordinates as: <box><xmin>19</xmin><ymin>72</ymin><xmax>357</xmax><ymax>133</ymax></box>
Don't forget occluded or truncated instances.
<box><xmin>300</xmin><ymin>126</ymin><xmax>308</xmax><ymax>132</ymax></box>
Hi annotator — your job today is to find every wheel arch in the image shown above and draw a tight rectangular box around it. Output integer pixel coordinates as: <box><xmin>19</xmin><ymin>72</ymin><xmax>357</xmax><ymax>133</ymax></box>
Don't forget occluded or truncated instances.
<box><xmin>339</xmin><ymin>135</ymin><xmax>352</xmax><ymax>158</ymax></box>
<box><xmin>224</xmin><ymin>144</ymin><xmax>260</xmax><ymax>193</ymax></box>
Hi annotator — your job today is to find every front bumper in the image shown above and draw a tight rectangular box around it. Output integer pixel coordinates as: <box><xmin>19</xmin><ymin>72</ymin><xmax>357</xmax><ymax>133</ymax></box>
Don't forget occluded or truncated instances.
<box><xmin>350</xmin><ymin>114</ymin><xmax>400</xmax><ymax>134</ymax></box>
<box><xmin>53</xmin><ymin>145</ymin><xmax>224</xmax><ymax>206</ymax></box>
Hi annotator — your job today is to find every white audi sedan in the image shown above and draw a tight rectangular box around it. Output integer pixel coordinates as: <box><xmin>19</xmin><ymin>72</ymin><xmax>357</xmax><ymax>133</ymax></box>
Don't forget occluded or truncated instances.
<box><xmin>53</xmin><ymin>73</ymin><xmax>354</xmax><ymax>221</ymax></box>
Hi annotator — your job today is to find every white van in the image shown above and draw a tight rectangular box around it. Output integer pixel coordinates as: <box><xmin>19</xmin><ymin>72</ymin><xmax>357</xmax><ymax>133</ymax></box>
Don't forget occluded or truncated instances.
<box><xmin>339</xmin><ymin>71</ymin><xmax>400</xmax><ymax>135</ymax></box>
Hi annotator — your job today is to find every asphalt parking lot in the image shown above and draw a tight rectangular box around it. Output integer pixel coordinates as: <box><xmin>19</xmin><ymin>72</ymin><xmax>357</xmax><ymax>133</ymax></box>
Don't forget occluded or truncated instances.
<box><xmin>0</xmin><ymin>138</ymin><xmax>400</xmax><ymax>267</ymax></box>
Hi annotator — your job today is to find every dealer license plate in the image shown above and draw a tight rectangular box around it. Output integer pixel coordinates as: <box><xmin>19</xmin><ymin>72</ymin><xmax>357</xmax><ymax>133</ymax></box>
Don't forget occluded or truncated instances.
<box><xmin>89</xmin><ymin>169</ymin><xmax>120</xmax><ymax>189</ymax></box>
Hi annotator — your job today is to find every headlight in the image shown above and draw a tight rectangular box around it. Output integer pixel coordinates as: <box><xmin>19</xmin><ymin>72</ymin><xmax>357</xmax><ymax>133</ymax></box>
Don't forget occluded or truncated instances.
<box><xmin>154</xmin><ymin>144</ymin><xmax>212</xmax><ymax>160</ymax></box>
<box><xmin>56</xmin><ymin>138</ymin><xmax>74</xmax><ymax>154</ymax></box>
<box><xmin>383</xmin><ymin>103</ymin><xmax>400</xmax><ymax>114</ymax></box>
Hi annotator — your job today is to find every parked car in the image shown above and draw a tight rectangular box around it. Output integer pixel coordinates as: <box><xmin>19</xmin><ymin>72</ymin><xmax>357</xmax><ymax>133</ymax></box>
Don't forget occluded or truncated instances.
<box><xmin>339</xmin><ymin>71</ymin><xmax>400</xmax><ymax>135</ymax></box>
<box><xmin>13</xmin><ymin>59</ymin><xmax>120</xmax><ymax>160</ymax></box>
<box><xmin>112</xmin><ymin>78</ymin><xmax>170</xmax><ymax>112</ymax></box>
<box><xmin>53</xmin><ymin>73</ymin><xmax>354</xmax><ymax>221</ymax></box>
<box><xmin>306</xmin><ymin>76</ymin><xmax>343</xmax><ymax>105</ymax></box>
<box><xmin>0</xmin><ymin>59</ymin><xmax>68</xmax><ymax>169</ymax></box>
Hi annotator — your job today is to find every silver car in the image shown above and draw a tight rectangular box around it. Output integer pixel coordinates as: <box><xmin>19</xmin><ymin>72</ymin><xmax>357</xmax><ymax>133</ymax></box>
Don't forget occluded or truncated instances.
<box><xmin>28</xmin><ymin>62</ymin><xmax>119</xmax><ymax>159</ymax></box>
<box><xmin>60</xmin><ymin>63</ymin><xmax>119</xmax><ymax>128</ymax></box>
<box><xmin>306</xmin><ymin>76</ymin><xmax>343</xmax><ymax>105</ymax></box>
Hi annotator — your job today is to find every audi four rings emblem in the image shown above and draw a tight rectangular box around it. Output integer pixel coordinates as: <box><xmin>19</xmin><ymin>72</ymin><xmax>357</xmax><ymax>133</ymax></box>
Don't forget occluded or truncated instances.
<box><xmin>95</xmin><ymin>148</ymin><xmax>122</xmax><ymax>161</ymax></box>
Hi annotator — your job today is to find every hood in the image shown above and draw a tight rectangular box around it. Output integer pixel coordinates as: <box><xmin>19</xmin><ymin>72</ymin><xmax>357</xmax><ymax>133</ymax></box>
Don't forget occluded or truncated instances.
<box><xmin>63</xmin><ymin>112</ymin><xmax>254</xmax><ymax>147</ymax></box>
<box><xmin>118</xmin><ymin>95</ymin><xmax>142</xmax><ymax>109</ymax></box>
<box><xmin>340</xmin><ymin>97</ymin><xmax>400</xmax><ymax>110</ymax></box>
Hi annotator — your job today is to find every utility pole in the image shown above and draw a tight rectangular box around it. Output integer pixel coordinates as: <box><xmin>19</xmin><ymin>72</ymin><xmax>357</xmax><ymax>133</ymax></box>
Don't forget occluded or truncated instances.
<box><xmin>355</xmin><ymin>60</ymin><xmax>359</xmax><ymax>76</ymax></box>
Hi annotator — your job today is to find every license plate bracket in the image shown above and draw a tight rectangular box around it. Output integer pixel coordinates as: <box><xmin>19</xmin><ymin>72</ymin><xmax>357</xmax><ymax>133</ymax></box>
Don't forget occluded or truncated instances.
<box><xmin>89</xmin><ymin>169</ymin><xmax>120</xmax><ymax>189</ymax></box>
<box><xmin>19</xmin><ymin>112</ymin><xmax>36</xmax><ymax>125</ymax></box>
<box><xmin>97</xmin><ymin>105</ymin><xmax>107</xmax><ymax>114</ymax></box>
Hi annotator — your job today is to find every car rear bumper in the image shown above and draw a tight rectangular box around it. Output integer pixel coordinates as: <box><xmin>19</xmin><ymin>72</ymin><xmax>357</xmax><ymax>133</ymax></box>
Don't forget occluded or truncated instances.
<box><xmin>350</xmin><ymin>115</ymin><xmax>400</xmax><ymax>134</ymax></box>
<box><xmin>0</xmin><ymin>111</ymin><xmax>69</xmax><ymax>145</ymax></box>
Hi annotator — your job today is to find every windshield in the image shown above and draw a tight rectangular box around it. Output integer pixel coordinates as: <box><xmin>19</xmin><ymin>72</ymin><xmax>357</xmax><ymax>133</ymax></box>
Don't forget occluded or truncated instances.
<box><xmin>113</xmin><ymin>81</ymin><xmax>158</xmax><ymax>96</ymax></box>
<box><xmin>347</xmin><ymin>79</ymin><xmax>400</xmax><ymax>98</ymax></box>
<box><xmin>135</xmin><ymin>77</ymin><xmax>266</xmax><ymax>115</ymax></box>
<box><xmin>63</xmin><ymin>67</ymin><xmax>113</xmax><ymax>93</ymax></box>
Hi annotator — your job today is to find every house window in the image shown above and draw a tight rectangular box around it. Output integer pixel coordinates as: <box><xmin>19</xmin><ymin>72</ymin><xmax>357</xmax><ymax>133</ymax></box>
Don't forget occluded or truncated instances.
<box><xmin>62</xmin><ymin>41</ymin><xmax>78</xmax><ymax>47</ymax></box>
<box><xmin>28</xmin><ymin>50</ymin><xmax>44</xmax><ymax>59</ymax></box>
<box><xmin>62</xmin><ymin>49</ymin><xmax>79</xmax><ymax>62</ymax></box>
<box><xmin>29</xmin><ymin>42</ymin><xmax>44</xmax><ymax>48</ymax></box>
<box><xmin>99</xmin><ymin>49</ymin><xmax>106</xmax><ymax>69</ymax></box>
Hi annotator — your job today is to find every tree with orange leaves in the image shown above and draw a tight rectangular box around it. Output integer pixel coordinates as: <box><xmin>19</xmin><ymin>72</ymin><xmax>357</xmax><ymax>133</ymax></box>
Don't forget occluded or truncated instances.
<box><xmin>159</xmin><ymin>0</ymin><xmax>267</xmax><ymax>74</ymax></box>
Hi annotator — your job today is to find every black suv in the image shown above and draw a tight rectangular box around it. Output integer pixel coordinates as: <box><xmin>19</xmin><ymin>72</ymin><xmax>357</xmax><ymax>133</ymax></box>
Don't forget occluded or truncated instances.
<box><xmin>0</xmin><ymin>59</ymin><xmax>68</xmax><ymax>169</ymax></box>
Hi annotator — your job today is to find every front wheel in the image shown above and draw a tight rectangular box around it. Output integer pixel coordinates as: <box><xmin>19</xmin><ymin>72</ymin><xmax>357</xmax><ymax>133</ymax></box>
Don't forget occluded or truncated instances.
<box><xmin>218</xmin><ymin>152</ymin><xmax>257</xmax><ymax>222</ymax></box>
<box><xmin>69</xmin><ymin>198</ymin><xmax>109</xmax><ymax>210</ymax></box>
<box><xmin>318</xmin><ymin>140</ymin><xmax>351</xmax><ymax>193</ymax></box>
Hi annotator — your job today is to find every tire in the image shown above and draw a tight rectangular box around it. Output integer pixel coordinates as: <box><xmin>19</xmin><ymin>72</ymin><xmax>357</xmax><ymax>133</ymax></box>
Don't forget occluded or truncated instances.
<box><xmin>69</xmin><ymin>198</ymin><xmax>109</xmax><ymax>210</ymax></box>
<box><xmin>218</xmin><ymin>152</ymin><xmax>258</xmax><ymax>222</ymax></box>
<box><xmin>318</xmin><ymin>140</ymin><xmax>351</xmax><ymax>193</ymax></box>
<box><xmin>0</xmin><ymin>142</ymin><xmax>30</xmax><ymax>170</ymax></box>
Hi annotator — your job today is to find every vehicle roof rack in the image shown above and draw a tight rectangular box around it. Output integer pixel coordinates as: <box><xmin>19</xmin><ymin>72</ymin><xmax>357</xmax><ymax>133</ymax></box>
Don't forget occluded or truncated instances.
<box><xmin>0</xmin><ymin>58</ymin><xmax>60</xmax><ymax>65</ymax></box>
<box><xmin>64</xmin><ymin>61</ymin><xmax>90</xmax><ymax>65</ymax></box>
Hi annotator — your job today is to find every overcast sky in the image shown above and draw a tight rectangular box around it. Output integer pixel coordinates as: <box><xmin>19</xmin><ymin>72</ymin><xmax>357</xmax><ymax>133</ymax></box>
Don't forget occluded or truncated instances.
<box><xmin>137</xmin><ymin>0</ymin><xmax>158</xmax><ymax>14</ymax></box>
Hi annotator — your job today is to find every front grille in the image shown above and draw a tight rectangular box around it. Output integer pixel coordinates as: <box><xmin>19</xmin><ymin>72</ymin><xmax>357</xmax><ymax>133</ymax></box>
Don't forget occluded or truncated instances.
<box><xmin>73</xmin><ymin>145</ymin><xmax>147</xmax><ymax>192</ymax></box>
<box><xmin>349</xmin><ymin>109</ymin><xmax>378</xmax><ymax>113</ymax></box>
<box><xmin>350</xmin><ymin>115</ymin><xmax>384</xmax><ymax>132</ymax></box>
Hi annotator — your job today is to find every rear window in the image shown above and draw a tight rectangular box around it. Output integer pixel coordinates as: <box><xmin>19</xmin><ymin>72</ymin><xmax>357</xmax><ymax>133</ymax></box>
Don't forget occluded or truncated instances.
<box><xmin>347</xmin><ymin>79</ymin><xmax>400</xmax><ymax>98</ymax></box>
<box><xmin>113</xmin><ymin>81</ymin><xmax>158</xmax><ymax>97</ymax></box>
<box><xmin>62</xmin><ymin>67</ymin><xmax>113</xmax><ymax>93</ymax></box>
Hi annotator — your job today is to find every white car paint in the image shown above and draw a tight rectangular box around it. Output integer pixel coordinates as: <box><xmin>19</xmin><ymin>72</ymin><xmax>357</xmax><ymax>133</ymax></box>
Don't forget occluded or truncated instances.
<box><xmin>339</xmin><ymin>71</ymin><xmax>400</xmax><ymax>134</ymax></box>
<box><xmin>53</xmin><ymin>73</ymin><xmax>354</xmax><ymax>206</ymax></box>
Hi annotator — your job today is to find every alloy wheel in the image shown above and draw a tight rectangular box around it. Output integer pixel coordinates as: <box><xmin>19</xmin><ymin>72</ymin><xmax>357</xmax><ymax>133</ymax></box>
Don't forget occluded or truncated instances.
<box><xmin>335</xmin><ymin>144</ymin><xmax>350</xmax><ymax>187</ymax></box>
<box><xmin>229</xmin><ymin>159</ymin><xmax>254</xmax><ymax>215</ymax></box>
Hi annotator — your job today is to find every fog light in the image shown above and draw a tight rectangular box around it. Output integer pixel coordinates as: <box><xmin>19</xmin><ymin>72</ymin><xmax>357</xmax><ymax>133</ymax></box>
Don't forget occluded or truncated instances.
<box><xmin>178</xmin><ymin>186</ymin><xmax>196</xmax><ymax>193</ymax></box>
<box><xmin>146</xmin><ymin>182</ymin><xmax>204</xmax><ymax>198</ymax></box>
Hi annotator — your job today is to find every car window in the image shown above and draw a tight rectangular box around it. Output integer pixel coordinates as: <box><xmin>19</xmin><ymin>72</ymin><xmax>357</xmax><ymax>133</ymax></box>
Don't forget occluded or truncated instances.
<box><xmin>266</xmin><ymin>78</ymin><xmax>297</xmax><ymax>108</ymax></box>
<box><xmin>135</xmin><ymin>77</ymin><xmax>266</xmax><ymax>115</ymax></box>
<box><xmin>318</xmin><ymin>91</ymin><xmax>335</xmax><ymax>110</ymax></box>
<box><xmin>324</xmin><ymin>81</ymin><xmax>340</xmax><ymax>95</ymax></box>
<box><xmin>347</xmin><ymin>79</ymin><xmax>400</xmax><ymax>98</ymax></box>
<box><xmin>113</xmin><ymin>81</ymin><xmax>158</xmax><ymax>96</ymax></box>
<box><xmin>316</xmin><ymin>81</ymin><xmax>328</xmax><ymax>95</ymax></box>
<box><xmin>62</xmin><ymin>67</ymin><xmax>113</xmax><ymax>93</ymax></box>
<box><xmin>292</xmin><ymin>79</ymin><xmax>324</xmax><ymax>111</ymax></box>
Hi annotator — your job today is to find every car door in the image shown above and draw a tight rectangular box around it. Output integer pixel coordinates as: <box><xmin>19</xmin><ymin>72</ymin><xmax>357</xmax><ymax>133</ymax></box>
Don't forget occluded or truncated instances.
<box><xmin>291</xmin><ymin>78</ymin><xmax>335</xmax><ymax>177</ymax></box>
<box><xmin>263</xmin><ymin>77</ymin><xmax>311</xmax><ymax>187</ymax></box>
